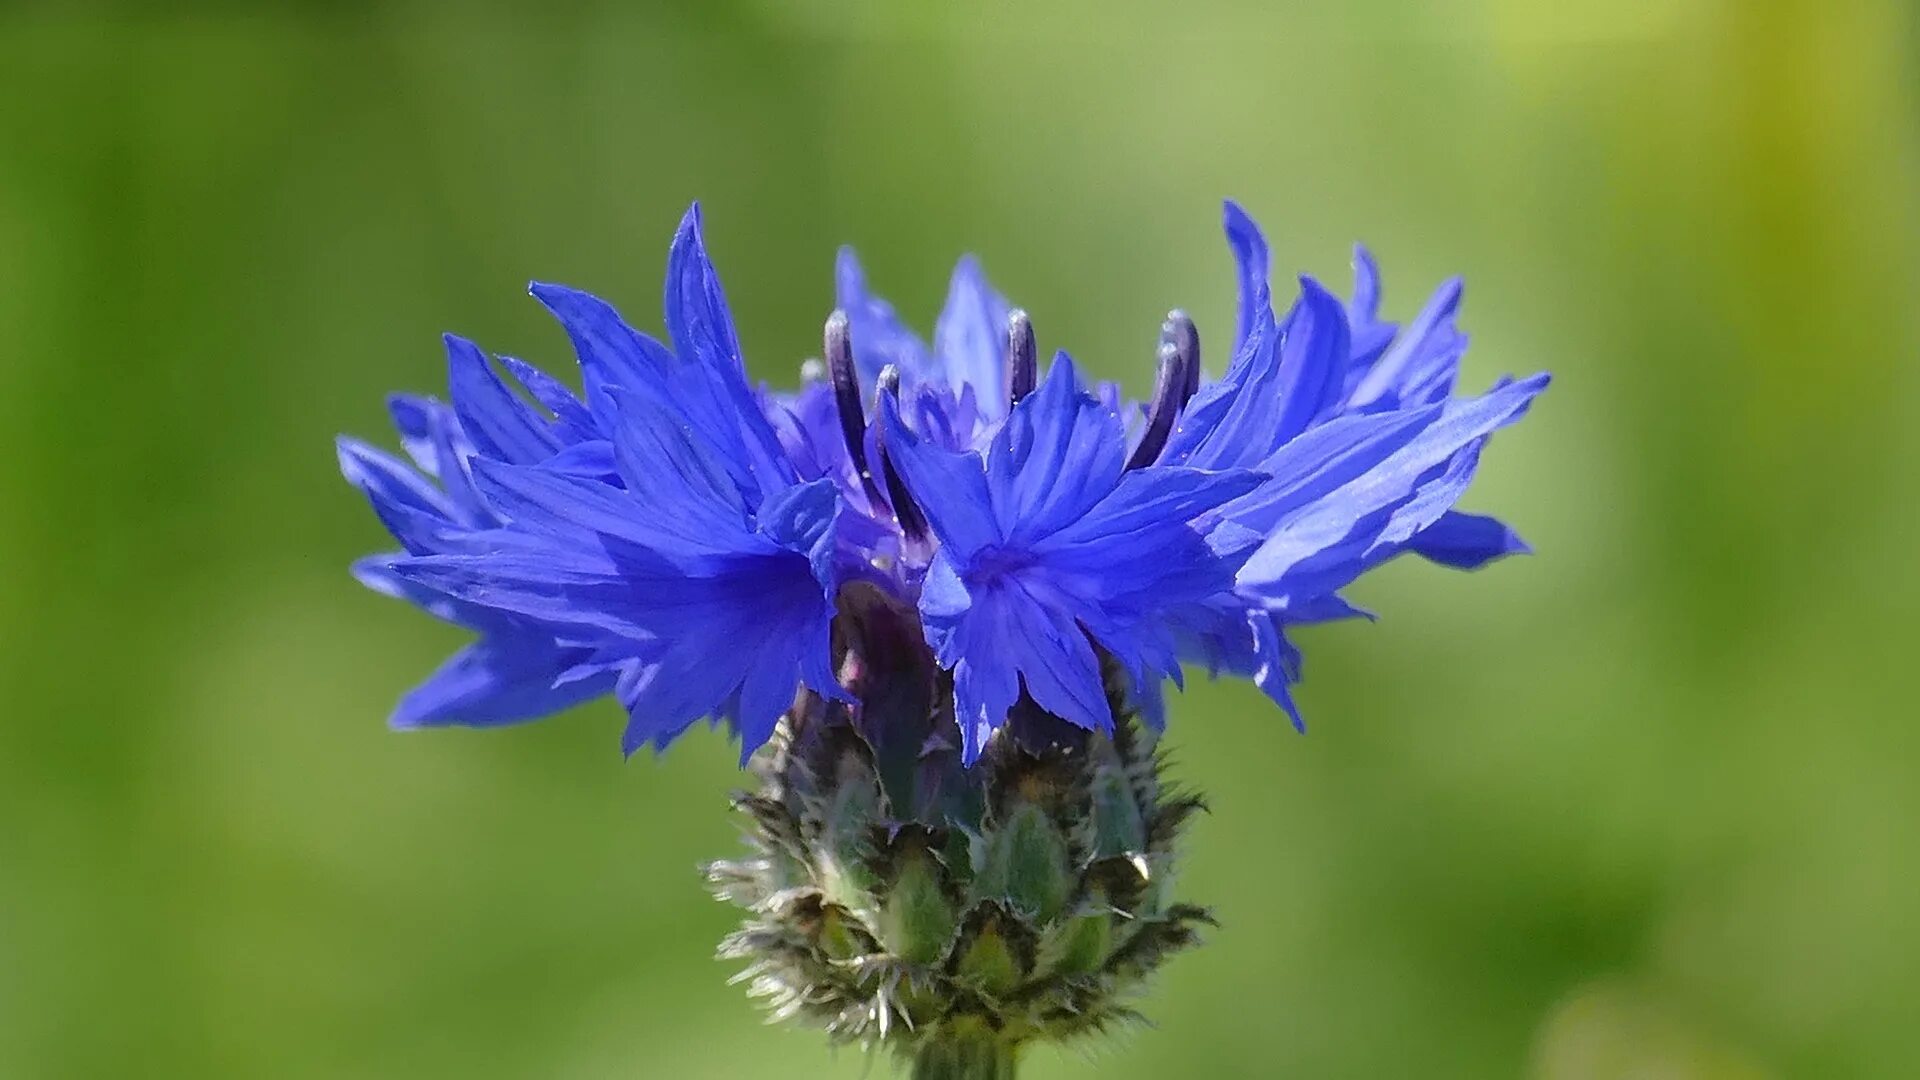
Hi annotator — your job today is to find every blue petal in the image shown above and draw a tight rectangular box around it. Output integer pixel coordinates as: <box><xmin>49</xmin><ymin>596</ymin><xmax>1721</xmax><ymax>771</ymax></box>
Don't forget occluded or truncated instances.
<box><xmin>604</xmin><ymin>386</ymin><xmax>753</xmax><ymax>542</ymax></box>
<box><xmin>663</xmin><ymin>203</ymin><xmax>744</xmax><ymax>379</ymax></box>
<box><xmin>1346</xmin><ymin>277</ymin><xmax>1465</xmax><ymax>409</ymax></box>
<box><xmin>1276</xmin><ymin>441</ymin><xmax>1496</xmax><ymax>601</ymax></box>
<box><xmin>1349</xmin><ymin>244</ymin><xmax>1383</xmax><ymax>326</ymax></box>
<box><xmin>533</xmin><ymin>269</ymin><xmax>792</xmax><ymax>510</ymax></box>
<box><xmin>908</xmin><ymin>381</ymin><xmax>981</xmax><ymax>453</ymax></box>
<box><xmin>1130</xmin><ymin>669</ymin><xmax>1170</xmax><ymax>731</ymax></box>
<box><xmin>617</xmin><ymin>647</ymin><xmax>753</xmax><ymax>755</ymax></box>
<box><xmin>1248</xmin><ymin>614</ymin><xmax>1308</xmax><ymax>732</ymax></box>
<box><xmin>1223</xmin><ymin>200</ymin><xmax>1273</xmax><ymax>353</ymax></box>
<box><xmin>422</xmin><ymin>403</ymin><xmax>492</xmax><ymax>528</ymax></box>
<box><xmin>338</xmin><ymin>436</ymin><xmax>453</xmax><ymax>520</ymax></box>
<box><xmin>1032</xmin><ymin>465</ymin><xmax>1261</xmax><ymax>732</ymax></box>
<box><xmin>352</xmin><ymin>554</ymin><xmax>483</xmax><ymax>629</ymax></box>
<box><xmin>443</xmin><ymin>334</ymin><xmax>561</xmax><ymax>464</ymax></box>
<box><xmin>527</xmin><ymin>281</ymin><xmax>672</xmax><ymax>425</ymax></box>
<box><xmin>734</xmin><ymin>650</ymin><xmax>805</xmax><ymax>762</ymax></box>
<box><xmin>500</xmin><ymin>355</ymin><xmax>600</xmax><ymax>443</ymax></box>
<box><xmin>763</xmin><ymin>381</ymin><xmax>844</xmax><ymax>484</ymax></box>
<box><xmin>1165</xmin><ymin>606</ymin><xmax>1307</xmax><ymax>732</ymax></box>
<box><xmin>1000</xmin><ymin>596</ymin><xmax>1113</xmax><ymax>736</ymax></box>
<box><xmin>1284</xmin><ymin>592</ymin><xmax>1376</xmax><ymax>623</ymax></box>
<box><xmin>834</xmin><ymin>247</ymin><xmax>933</xmax><ymax>386</ymax></box>
<box><xmin>386</xmin><ymin>393</ymin><xmax>446</xmax><ymax>475</ymax></box>
<box><xmin>1034</xmin><ymin>465</ymin><xmax>1264</xmax><ymax>615</ymax></box>
<box><xmin>984</xmin><ymin>353</ymin><xmax>1125</xmax><ymax>544</ymax></box>
<box><xmin>878</xmin><ymin>391</ymin><xmax>1000</xmax><ymax>558</ymax></box>
<box><xmin>391</xmin><ymin>636</ymin><xmax>612</xmax><ymax>730</ymax></box>
<box><xmin>607</xmin><ymin>505</ymin><xmax>844</xmax><ymax>760</ymax></box>
<box><xmin>1216</xmin><ymin>409</ymin><xmax>1436</xmax><ymax>535</ymax></box>
<box><xmin>470</xmin><ymin>457</ymin><xmax>739</xmax><ymax>558</ymax></box>
<box><xmin>539</xmin><ymin>439</ymin><xmax>620</xmax><ymax>481</ymax></box>
<box><xmin>661</xmin><ymin>204</ymin><xmax>800</xmax><ymax>501</ymax></box>
<box><xmin>756</xmin><ymin>478</ymin><xmax>843</xmax><ymax>590</ymax></box>
<box><xmin>931</xmin><ymin>255</ymin><xmax>1010</xmax><ymax>410</ymax></box>
<box><xmin>1235</xmin><ymin>373</ymin><xmax>1550</xmax><ymax>606</ymax></box>
<box><xmin>1269</xmin><ymin>276</ymin><xmax>1352</xmax><ymax>444</ymax></box>
<box><xmin>1159</xmin><ymin>277</ymin><xmax>1351</xmax><ymax>470</ymax></box>
<box><xmin>903</xmin><ymin>369</ymin><xmax>1252</xmax><ymax>757</ymax></box>
<box><xmin>1158</xmin><ymin>302</ymin><xmax>1281</xmax><ymax>470</ymax></box>
<box><xmin>1344</xmin><ymin>244</ymin><xmax>1398</xmax><ymax>379</ymax></box>
<box><xmin>384</xmin><ymin>544</ymin><xmax>654</xmax><ymax>642</ymax></box>
<box><xmin>923</xmin><ymin>558</ymin><xmax>1113</xmax><ymax>763</ymax></box>
<box><xmin>336</xmin><ymin>437</ymin><xmax>472</xmax><ymax>555</ymax></box>
<box><xmin>1406</xmin><ymin>509</ymin><xmax>1531</xmax><ymax>569</ymax></box>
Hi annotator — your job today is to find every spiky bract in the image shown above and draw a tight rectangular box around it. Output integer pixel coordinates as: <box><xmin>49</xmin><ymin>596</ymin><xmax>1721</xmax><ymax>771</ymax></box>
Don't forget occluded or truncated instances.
<box><xmin>708</xmin><ymin>589</ymin><xmax>1209</xmax><ymax>1070</ymax></box>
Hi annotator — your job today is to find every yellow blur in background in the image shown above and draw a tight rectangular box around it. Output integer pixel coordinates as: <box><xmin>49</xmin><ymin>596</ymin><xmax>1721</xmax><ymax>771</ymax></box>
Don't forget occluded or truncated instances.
<box><xmin>1</xmin><ymin>3</ymin><xmax>1915</xmax><ymax>1077</ymax></box>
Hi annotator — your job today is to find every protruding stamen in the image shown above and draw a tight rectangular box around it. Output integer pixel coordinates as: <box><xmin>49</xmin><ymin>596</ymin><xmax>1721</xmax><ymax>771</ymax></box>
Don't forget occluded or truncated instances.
<box><xmin>1164</xmin><ymin>309</ymin><xmax>1200</xmax><ymax>398</ymax></box>
<box><xmin>825</xmin><ymin>310</ymin><xmax>884</xmax><ymax>506</ymax></box>
<box><xmin>874</xmin><ymin>365</ymin><xmax>930</xmax><ymax>544</ymax></box>
<box><xmin>1125</xmin><ymin>313</ymin><xmax>1201</xmax><ymax>471</ymax></box>
<box><xmin>1004</xmin><ymin>309</ymin><xmax>1036</xmax><ymax>407</ymax></box>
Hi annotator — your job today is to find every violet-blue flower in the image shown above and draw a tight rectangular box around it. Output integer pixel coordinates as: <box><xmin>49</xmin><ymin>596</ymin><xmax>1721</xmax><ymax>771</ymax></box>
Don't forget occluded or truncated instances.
<box><xmin>341</xmin><ymin>201</ymin><xmax>1552</xmax><ymax>1073</ymax></box>
<box><xmin>880</xmin><ymin>352</ymin><xmax>1262</xmax><ymax>762</ymax></box>
<box><xmin>341</xmin><ymin>200</ymin><xmax>1547</xmax><ymax>761</ymax></box>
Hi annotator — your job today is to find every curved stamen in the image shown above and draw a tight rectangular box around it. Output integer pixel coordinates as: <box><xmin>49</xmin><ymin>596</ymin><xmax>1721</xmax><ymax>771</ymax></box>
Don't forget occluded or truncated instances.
<box><xmin>825</xmin><ymin>310</ymin><xmax>885</xmax><ymax>507</ymax></box>
<box><xmin>1005</xmin><ymin>309</ymin><xmax>1036</xmax><ymax>407</ymax></box>
<box><xmin>1124</xmin><ymin>311</ymin><xmax>1201</xmax><ymax>471</ymax></box>
<box><xmin>1164</xmin><ymin>309</ymin><xmax>1200</xmax><ymax>398</ymax></box>
<box><xmin>874</xmin><ymin>365</ymin><xmax>930</xmax><ymax>545</ymax></box>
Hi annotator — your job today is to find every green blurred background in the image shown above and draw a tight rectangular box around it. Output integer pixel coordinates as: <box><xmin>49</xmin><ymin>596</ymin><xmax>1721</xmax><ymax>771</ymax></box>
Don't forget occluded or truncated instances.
<box><xmin>3</xmin><ymin>3</ymin><xmax>1916</xmax><ymax>1077</ymax></box>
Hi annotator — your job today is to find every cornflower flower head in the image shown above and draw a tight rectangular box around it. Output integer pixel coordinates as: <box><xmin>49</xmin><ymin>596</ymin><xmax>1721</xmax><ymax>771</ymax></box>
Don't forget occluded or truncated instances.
<box><xmin>341</xmin><ymin>203</ymin><xmax>1547</xmax><ymax>1077</ymax></box>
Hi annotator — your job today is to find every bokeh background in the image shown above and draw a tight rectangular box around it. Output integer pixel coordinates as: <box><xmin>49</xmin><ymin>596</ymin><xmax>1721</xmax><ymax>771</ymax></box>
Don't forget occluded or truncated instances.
<box><xmin>3</xmin><ymin>3</ymin><xmax>1916</xmax><ymax>1077</ymax></box>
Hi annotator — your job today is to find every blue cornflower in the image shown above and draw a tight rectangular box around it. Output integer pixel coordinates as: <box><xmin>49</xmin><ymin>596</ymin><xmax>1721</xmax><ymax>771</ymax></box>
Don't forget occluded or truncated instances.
<box><xmin>342</xmin><ymin>201</ymin><xmax>1546</xmax><ymax>762</ymax></box>
<box><xmin>879</xmin><ymin>352</ymin><xmax>1263</xmax><ymax>761</ymax></box>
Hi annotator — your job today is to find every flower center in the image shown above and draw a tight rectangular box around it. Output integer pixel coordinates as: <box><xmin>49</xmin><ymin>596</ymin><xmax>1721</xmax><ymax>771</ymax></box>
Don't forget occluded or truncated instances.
<box><xmin>967</xmin><ymin>543</ymin><xmax>1035</xmax><ymax>584</ymax></box>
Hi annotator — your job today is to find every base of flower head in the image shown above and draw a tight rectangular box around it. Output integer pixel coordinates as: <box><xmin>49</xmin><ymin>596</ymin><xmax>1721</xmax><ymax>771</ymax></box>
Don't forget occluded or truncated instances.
<box><xmin>909</xmin><ymin>1018</ymin><xmax>1020</xmax><ymax>1080</ymax></box>
<box><xmin>706</xmin><ymin>600</ymin><xmax>1211</xmax><ymax>1069</ymax></box>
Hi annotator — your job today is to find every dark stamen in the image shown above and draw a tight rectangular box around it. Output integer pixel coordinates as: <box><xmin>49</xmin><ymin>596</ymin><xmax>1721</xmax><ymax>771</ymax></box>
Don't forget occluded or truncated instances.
<box><xmin>1165</xmin><ymin>309</ymin><xmax>1200</xmax><ymax>398</ymax></box>
<box><xmin>825</xmin><ymin>310</ymin><xmax>885</xmax><ymax>507</ymax></box>
<box><xmin>1005</xmin><ymin>309</ymin><xmax>1036</xmax><ymax>407</ymax></box>
<box><xmin>874</xmin><ymin>365</ymin><xmax>930</xmax><ymax>545</ymax></box>
<box><xmin>1124</xmin><ymin>312</ymin><xmax>1201</xmax><ymax>471</ymax></box>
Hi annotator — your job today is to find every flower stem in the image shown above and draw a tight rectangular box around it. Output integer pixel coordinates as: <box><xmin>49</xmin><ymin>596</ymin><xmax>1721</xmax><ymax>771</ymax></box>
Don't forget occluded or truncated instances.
<box><xmin>911</xmin><ymin>1024</ymin><xmax>1020</xmax><ymax>1080</ymax></box>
